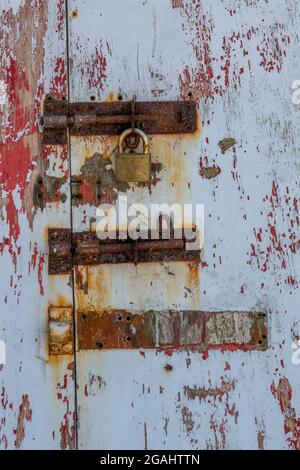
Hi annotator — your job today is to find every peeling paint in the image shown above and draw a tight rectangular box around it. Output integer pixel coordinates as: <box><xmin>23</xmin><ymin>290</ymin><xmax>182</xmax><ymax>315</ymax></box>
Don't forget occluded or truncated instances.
<box><xmin>271</xmin><ymin>378</ymin><xmax>300</xmax><ymax>450</ymax></box>
<box><xmin>200</xmin><ymin>165</ymin><xmax>221</xmax><ymax>180</ymax></box>
<box><xmin>184</xmin><ymin>380</ymin><xmax>235</xmax><ymax>402</ymax></box>
<box><xmin>14</xmin><ymin>394</ymin><xmax>32</xmax><ymax>449</ymax></box>
<box><xmin>218</xmin><ymin>137</ymin><xmax>236</xmax><ymax>154</ymax></box>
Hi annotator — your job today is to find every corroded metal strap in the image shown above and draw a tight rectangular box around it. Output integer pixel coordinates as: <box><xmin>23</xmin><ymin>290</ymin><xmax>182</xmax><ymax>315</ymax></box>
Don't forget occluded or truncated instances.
<box><xmin>48</xmin><ymin>228</ymin><xmax>200</xmax><ymax>274</ymax></box>
<box><xmin>77</xmin><ymin>310</ymin><xmax>268</xmax><ymax>352</ymax></box>
<box><xmin>42</xmin><ymin>95</ymin><xmax>197</xmax><ymax>144</ymax></box>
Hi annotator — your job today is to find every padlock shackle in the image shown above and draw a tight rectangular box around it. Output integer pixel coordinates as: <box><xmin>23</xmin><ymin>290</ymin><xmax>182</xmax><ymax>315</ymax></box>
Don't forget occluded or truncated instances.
<box><xmin>118</xmin><ymin>128</ymin><xmax>149</xmax><ymax>154</ymax></box>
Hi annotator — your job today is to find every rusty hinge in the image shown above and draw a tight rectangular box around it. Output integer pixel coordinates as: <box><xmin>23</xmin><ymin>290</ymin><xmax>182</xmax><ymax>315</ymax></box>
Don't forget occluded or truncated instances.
<box><xmin>48</xmin><ymin>228</ymin><xmax>200</xmax><ymax>275</ymax></box>
<box><xmin>41</xmin><ymin>95</ymin><xmax>197</xmax><ymax>144</ymax></box>
<box><xmin>77</xmin><ymin>309</ymin><xmax>268</xmax><ymax>352</ymax></box>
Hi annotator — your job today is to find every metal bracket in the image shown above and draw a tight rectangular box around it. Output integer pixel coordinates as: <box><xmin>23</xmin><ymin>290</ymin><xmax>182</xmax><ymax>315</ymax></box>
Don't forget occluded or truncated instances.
<box><xmin>41</xmin><ymin>95</ymin><xmax>197</xmax><ymax>144</ymax></box>
<box><xmin>77</xmin><ymin>309</ymin><xmax>268</xmax><ymax>352</ymax></box>
<box><xmin>48</xmin><ymin>228</ymin><xmax>200</xmax><ymax>275</ymax></box>
<box><xmin>48</xmin><ymin>307</ymin><xmax>73</xmax><ymax>355</ymax></box>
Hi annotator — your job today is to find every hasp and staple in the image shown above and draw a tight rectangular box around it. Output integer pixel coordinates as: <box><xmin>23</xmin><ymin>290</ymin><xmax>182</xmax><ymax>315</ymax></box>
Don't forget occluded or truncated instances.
<box><xmin>41</xmin><ymin>95</ymin><xmax>197</xmax><ymax>144</ymax></box>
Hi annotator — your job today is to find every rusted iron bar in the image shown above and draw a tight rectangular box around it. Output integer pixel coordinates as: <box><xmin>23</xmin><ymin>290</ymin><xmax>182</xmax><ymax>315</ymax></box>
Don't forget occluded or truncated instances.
<box><xmin>77</xmin><ymin>309</ymin><xmax>268</xmax><ymax>352</ymax></box>
<box><xmin>48</xmin><ymin>228</ymin><xmax>200</xmax><ymax>274</ymax></box>
<box><xmin>42</xmin><ymin>95</ymin><xmax>197</xmax><ymax>144</ymax></box>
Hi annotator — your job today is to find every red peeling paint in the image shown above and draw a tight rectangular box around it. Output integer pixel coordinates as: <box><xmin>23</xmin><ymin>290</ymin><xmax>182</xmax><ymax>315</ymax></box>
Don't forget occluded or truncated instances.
<box><xmin>14</xmin><ymin>394</ymin><xmax>32</xmax><ymax>449</ymax></box>
<box><xmin>271</xmin><ymin>378</ymin><xmax>300</xmax><ymax>450</ymax></box>
<box><xmin>37</xmin><ymin>253</ymin><xmax>45</xmax><ymax>295</ymax></box>
<box><xmin>60</xmin><ymin>399</ymin><xmax>76</xmax><ymax>450</ymax></box>
<box><xmin>82</xmin><ymin>45</ymin><xmax>107</xmax><ymax>92</ymax></box>
<box><xmin>55</xmin><ymin>0</ymin><xmax>65</xmax><ymax>40</ymax></box>
<box><xmin>50</xmin><ymin>57</ymin><xmax>67</xmax><ymax>98</ymax></box>
<box><xmin>176</xmin><ymin>3</ymin><xmax>291</xmax><ymax>101</ymax></box>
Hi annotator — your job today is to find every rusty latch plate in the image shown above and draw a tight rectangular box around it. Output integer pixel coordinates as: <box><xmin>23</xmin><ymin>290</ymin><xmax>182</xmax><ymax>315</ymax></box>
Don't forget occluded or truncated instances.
<box><xmin>48</xmin><ymin>228</ymin><xmax>200</xmax><ymax>274</ymax></box>
<box><xmin>49</xmin><ymin>306</ymin><xmax>73</xmax><ymax>355</ymax></box>
<box><xmin>42</xmin><ymin>95</ymin><xmax>197</xmax><ymax>144</ymax></box>
<box><xmin>77</xmin><ymin>310</ymin><xmax>268</xmax><ymax>352</ymax></box>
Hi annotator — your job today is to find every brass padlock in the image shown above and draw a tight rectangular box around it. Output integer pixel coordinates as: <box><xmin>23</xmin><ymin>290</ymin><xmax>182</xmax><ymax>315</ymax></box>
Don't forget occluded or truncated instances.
<box><xmin>115</xmin><ymin>128</ymin><xmax>151</xmax><ymax>183</ymax></box>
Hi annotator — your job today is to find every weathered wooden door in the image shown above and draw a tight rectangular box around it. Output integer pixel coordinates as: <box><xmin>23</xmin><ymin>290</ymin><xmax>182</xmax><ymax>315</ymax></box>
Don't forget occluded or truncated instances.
<box><xmin>1</xmin><ymin>0</ymin><xmax>300</xmax><ymax>450</ymax></box>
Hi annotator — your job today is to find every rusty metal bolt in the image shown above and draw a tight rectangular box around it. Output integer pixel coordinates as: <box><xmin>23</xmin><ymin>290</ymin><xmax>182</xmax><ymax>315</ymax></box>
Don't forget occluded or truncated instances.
<box><xmin>49</xmin><ymin>343</ymin><xmax>60</xmax><ymax>354</ymax></box>
<box><xmin>49</xmin><ymin>308</ymin><xmax>61</xmax><ymax>321</ymax></box>
<box><xmin>62</xmin><ymin>343</ymin><xmax>73</xmax><ymax>354</ymax></box>
<box><xmin>63</xmin><ymin>309</ymin><xmax>72</xmax><ymax>321</ymax></box>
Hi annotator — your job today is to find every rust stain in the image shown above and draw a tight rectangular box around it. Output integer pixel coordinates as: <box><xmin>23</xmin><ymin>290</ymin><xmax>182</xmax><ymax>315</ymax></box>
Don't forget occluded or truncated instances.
<box><xmin>75</xmin><ymin>267</ymin><xmax>89</xmax><ymax>294</ymax></box>
<box><xmin>218</xmin><ymin>137</ymin><xmax>236</xmax><ymax>154</ymax></box>
<box><xmin>271</xmin><ymin>377</ymin><xmax>300</xmax><ymax>450</ymax></box>
<box><xmin>86</xmin><ymin>266</ymin><xmax>112</xmax><ymax>306</ymax></box>
<box><xmin>14</xmin><ymin>394</ymin><xmax>32</xmax><ymax>449</ymax></box>
<box><xmin>200</xmin><ymin>165</ymin><xmax>221</xmax><ymax>180</ymax></box>
<box><xmin>257</xmin><ymin>430</ymin><xmax>264</xmax><ymax>450</ymax></box>
<box><xmin>77</xmin><ymin>310</ymin><xmax>156</xmax><ymax>350</ymax></box>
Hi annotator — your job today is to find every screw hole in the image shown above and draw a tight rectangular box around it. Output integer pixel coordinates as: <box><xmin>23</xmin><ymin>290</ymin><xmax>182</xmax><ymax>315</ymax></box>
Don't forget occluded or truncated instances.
<box><xmin>90</xmin><ymin>96</ymin><xmax>96</xmax><ymax>101</ymax></box>
<box><xmin>118</xmin><ymin>315</ymin><xmax>123</xmax><ymax>321</ymax></box>
<box><xmin>96</xmin><ymin>342</ymin><xmax>103</xmax><ymax>349</ymax></box>
<box><xmin>118</xmin><ymin>93</ymin><xmax>123</xmax><ymax>101</ymax></box>
<box><xmin>188</xmin><ymin>91</ymin><xmax>193</xmax><ymax>98</ymax></box>
<box><xmin>258</xmin><ymin>340</ymin><xmax>263</xmax><ymax>344</ymax></box>
<box><xmin>126</xmin><ymin>336</ymin><xmax>131</xmax><ymax>342</ymax></box>
<box><xmin>126</xmin><ymin>315</ymin><xmax>131</xmax><ymax>321</ymax></box>
<box><xmin>262</xmin><ymin>335</ymin><xmax>267</xmax><ymax>339</ymax></box>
